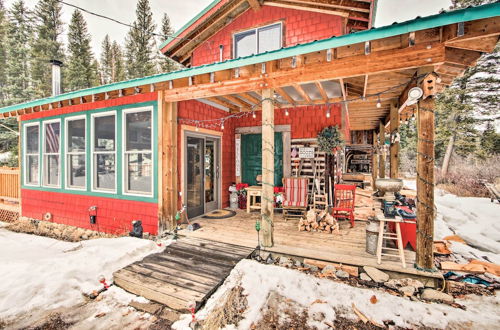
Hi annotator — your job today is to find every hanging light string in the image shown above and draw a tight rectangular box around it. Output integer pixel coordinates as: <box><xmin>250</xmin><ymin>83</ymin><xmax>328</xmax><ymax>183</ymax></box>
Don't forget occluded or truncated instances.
<box><xmin>178</xmin><ymin>73</ymin><xmax>429</xmax><ymax>130</ymax></box>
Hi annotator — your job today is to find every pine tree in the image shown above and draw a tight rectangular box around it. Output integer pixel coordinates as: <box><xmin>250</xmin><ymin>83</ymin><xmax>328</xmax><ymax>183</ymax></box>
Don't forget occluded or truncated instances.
<box><xmin>30</xmin><ymin>0</ymin><xmax>65</xmax><ymax>98</ymax></box>
<box><xmin>479</xmin><ymin>122</ymin><xmax>500</xmax><ymax>156</ymax></box>
<box><xmin>125</xmin><ymin>0</ymin><xmax>157</xmax><ymax>79</ymax></box>
<box><xmin>65</xmin><ymin>10</ymin><xmax>98</xmax><ymax>91</ymax></box>
<box><xmin>158</xmin><ymin>13</ymin><xmax>177</xmax><ymax>73</ymax></box>
<box><xmin>4</xmin><ymin>0</ymin><xmax>34</xmax><ymax>105</ymax></box>
<box><xmin>100</xmin><ymin>35</ymin><xmax>113</xmax><ymax>84</ymax></box>
<box><xmin>111</xmin><ymin>41</ymin><xmax>126</xmax><ymax>82</ymax></box>
<box><xmin>0</xmin><ymin>0</ymin><xmax>7</xmax><ymax>106</ymax></box>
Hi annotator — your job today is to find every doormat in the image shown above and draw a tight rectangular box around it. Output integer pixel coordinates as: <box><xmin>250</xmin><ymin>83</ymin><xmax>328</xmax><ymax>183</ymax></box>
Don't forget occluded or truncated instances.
<box><xmin>202</xmin><ymin>209</ymin><xmax>237</xmax><ymax>219</ymax></box>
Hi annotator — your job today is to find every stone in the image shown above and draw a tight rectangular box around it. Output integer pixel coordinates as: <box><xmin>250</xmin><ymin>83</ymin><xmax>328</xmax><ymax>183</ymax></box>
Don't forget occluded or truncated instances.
<box><xmin>421</xmin><ymin>289</ymin><xmax>454</xmax><ymax>304</ymax></box>
<box><xmin>399</xmin><ymin>286</ymin><xmax>416</xmax><ymax>297</ymax></box>
<box><xmin>335</xmin><ymin>270</ymin><xmax>350</xmax><ymax>279</ymax></box>
<box><xmin>322</xmin><ymin>265</ymin><xmax>337</xmax><ymax>274</ymax></box>
<box><xmin>81</xmin><ymin>235</ymin><xmax>89</xmax><ymax>240</ymax></box>
<box><xmin>385</xmin><ymin>278</ymin><xmax>424</xmax><ymax>290</ymax></box>
<box><xmin>279</xmin><ymin>256</ymin><xmax>291</xmax><ymax>266</ymax></box>
<box><xmin>294</xmin><ymin>260</ymin><xmax>302</xmax><ymax>268</ymax></box>
<box><xmin>363</xmin><ymin>266</ymin><xmax>389</xmax><ymax>283</ymax></box>
<box><xmin>360</xmin><ymin>272</ymin><xmax>372</xmax><ymax>282</ymax></box>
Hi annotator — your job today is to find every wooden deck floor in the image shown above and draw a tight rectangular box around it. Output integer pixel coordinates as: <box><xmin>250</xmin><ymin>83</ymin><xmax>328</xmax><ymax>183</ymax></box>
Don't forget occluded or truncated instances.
<box><xmin>113</xmin><ymin>237</ymin><xmax>254</xmax><ymax>311</ymax></box>
<box><xmin>181</xmin><ymin>210</ymin><xmax>438</xmax><ymax>279</ymax></box>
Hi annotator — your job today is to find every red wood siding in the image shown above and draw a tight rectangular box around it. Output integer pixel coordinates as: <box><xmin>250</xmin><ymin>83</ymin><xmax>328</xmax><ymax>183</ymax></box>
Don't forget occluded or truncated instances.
<box><xmin>192</xmin><ymin>5</ymin><xmax>343</xmax><ymax>66</ymax></box>
<box><xmin>21</xmin><ymin>189</ymin><xmax>158</xmax><ymax>235</ymax></box>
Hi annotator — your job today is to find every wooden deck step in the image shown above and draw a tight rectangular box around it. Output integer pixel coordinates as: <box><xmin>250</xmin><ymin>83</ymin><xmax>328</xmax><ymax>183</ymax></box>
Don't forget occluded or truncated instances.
<box><xmin>113</xmin><ymin>237</ymin><xmax>254</xmax><ymax>312</ymax></box>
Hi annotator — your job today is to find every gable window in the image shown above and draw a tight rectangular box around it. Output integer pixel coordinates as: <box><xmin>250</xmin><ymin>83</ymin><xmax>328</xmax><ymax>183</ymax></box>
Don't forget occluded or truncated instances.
<box><xmin>124</xmin><ymin>108</ymin><xmax>153</xmax><ymax>195</ymax></box>
<box><xmin>24</xmin><ymin>123</ymin><xmax>40</xmax><ymax>186</ymax></box>
<box><xmin>66</xmin><ymin>117</ymin><xmax>86</xmax><ymax>189</ymax></box>
<box><xmin>43</xmin><ymin>120</ymin><xmax>61</xmax><ymax>187</ymax></box>
<box><xmin>92</xmin><ymin>112</ymin><xmax>116</xmax><ymax>192</ymax></box>
<box><xmin>234</xmin><ymin>22</ymin><xmax>282</xmax><ymax>58</ymax></box>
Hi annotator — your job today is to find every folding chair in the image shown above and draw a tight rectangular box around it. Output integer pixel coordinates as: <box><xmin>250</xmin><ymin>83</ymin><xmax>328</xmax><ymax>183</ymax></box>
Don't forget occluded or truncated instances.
<box><xmin>282</xmin><ymin>177</ymin><xmax>309</xmax><ymax>221</ymax></box>
<box><xmin>332</xmin><ymin>184</ymin><xmax>356</xmax><ymax>227</ymax></box>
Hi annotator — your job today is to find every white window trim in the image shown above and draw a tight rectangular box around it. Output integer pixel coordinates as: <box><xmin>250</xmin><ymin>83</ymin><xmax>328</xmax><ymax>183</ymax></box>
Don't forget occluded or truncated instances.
<box><xmin>233</xmin><ymin>21</ymin><xmax>283</xmax><ymax>59</ymax></box>
<box><xmin>122</xmin><ymin>106</ymin><xmax>154</xmax><ymax>197</ymax></box>
<box><xmin>23</xmin><ymin>122</ymin><xmax>40</xmax><ymax>187</ymax></box>
<box><xmin>65</xmin><ymin>115</ymin><xmax>87</xmax><ymax>191</ymax></box>
<box><xmin>91</xmin><ymin>111</ymin><xmax>117</xmax><ymax>194</ymax></box>
<box><xmin>42</xmin><ymin>119</ymin><xmax>62</xmax><ymax>188</ymax></box>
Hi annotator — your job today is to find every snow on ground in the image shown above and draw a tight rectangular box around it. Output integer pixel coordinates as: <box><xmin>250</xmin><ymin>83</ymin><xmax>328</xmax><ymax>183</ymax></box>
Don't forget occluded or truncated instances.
<box><xmin>0</xmin><ymin>227</ymin><xmax>165</xmax><ymax>324</ymax></box>
<box><xmin>173</xmin><ymin>260</ymin><xmax>500</xmax><ymax>329</ymax></box>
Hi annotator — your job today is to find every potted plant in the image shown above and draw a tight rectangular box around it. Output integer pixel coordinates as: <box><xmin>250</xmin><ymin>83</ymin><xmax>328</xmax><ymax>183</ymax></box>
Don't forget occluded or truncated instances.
<box><xmin>317</xmin><ymin>125</ymin><xmax>345</xmax><ymax>154</ymax></box>
<box><xmin>236</xmin><ymin>183</ymin><xmax>249</xmax><ymax>209</ymax></box>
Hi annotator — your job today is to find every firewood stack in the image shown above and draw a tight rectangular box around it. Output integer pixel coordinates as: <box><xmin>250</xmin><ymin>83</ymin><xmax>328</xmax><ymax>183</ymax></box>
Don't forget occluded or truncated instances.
<box><xmin>298</xmin><ymin>209</ymin><xmax>339</xmax><ymax>234</ymax></box>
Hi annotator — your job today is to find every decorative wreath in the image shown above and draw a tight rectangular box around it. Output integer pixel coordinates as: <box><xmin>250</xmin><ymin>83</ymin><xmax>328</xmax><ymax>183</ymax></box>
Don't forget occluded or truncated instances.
<box><xmin>317</xmin><ymin>126</ymin><xmax>344</xmax><ymax>155</ymax></box>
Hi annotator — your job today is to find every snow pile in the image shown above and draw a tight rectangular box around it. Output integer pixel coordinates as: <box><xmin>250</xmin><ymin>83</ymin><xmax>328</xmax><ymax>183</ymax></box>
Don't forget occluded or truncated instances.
<box><xmin>173</xmin><ymin>260</ymin><xmax>500</xmax><ymax>329</ymax></box>
<box><xmin>434</xmin><ymin>190</ymin><xmax>500</xmax><ymax>255</ymax></box>
<box><xmin>0</xmin><ymin>229</ymin><xmax>164</xmax><ymax>321</ymax></box>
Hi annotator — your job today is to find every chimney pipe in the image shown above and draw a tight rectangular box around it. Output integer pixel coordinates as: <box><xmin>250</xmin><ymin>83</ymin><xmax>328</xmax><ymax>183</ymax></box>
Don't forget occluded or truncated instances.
<box><xmin>50</xmin><ymin>60</ymin><xmax>63</xmax><ymax>96</ymax></box>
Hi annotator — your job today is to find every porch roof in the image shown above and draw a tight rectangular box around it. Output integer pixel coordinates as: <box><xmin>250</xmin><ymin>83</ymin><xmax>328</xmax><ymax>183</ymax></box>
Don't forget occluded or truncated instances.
<box><xmin>1</xmin><ymin>2</ymin><xmax>499</xmax><ymax>130</ymax></box>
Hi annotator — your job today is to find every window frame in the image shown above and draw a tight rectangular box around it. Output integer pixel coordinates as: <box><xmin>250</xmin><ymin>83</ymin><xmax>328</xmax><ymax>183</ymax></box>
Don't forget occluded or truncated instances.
<box><xmin>65</xmin><ymin>115</ymin><xmax>87</xmax><ymax>191</ymax></box>
<box><xmin>42</xmin><ymin>119</ymin><xmax>62</xmax><ymax>188</ymax></box>
<box><xmin>91</xmin><ymin>111</ymin><xmax>117</xmax><ymax>194</ymax></box>
<box><xmin>122</xmin><ymin>106</ymin><xmax>154</xmax><ymax>197</ymax></box>
<box><xmin>233</xmin><ymin>21</ymin><xmax>283</xmax><ymax>59</ymax></box>
<box><xmin>23</xmin><ymin>122</ymin><xmax>41</xmax><ymax>187</ymax></box>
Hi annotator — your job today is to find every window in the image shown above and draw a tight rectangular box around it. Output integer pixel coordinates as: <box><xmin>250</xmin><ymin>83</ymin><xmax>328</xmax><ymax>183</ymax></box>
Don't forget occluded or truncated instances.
<box><xmin>66</xmin><ymin>117</ymin><xmax>86</xmax><ymax>189</ymax></box>
<box><xmin>43</xmin><ymin>120</ymin><xmax>61</xmax><ymax>187</ymax></box>
<box><xmin>234</xmin><ymin>23</ymin><xmax>282</xmax><ymax>58</ymax></box>
<box><xmin>92</xmin><ymin>113</ymin><xmax>116</xmax><ymax>191</ymax></box>
<box><xmin>124</xmin><ymin>108</ymin><xmax>152</xmax><ymax>195</ymax></box>
<box><xmin>24</xmin><ymin>123</ymin><xmax>40</xmax><ymax>185</ymax></box>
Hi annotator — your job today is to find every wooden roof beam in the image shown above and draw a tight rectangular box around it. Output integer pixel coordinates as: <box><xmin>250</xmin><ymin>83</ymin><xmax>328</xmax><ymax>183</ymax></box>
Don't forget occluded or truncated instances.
<box><xmin>293</xmin><ymin>84</ymin><xmax>312</xmax><ymax>103</ymax></box>
<box><xmin>248</xmin><ymin>0</ymin><xmax>261</xmax><ymax>10</ymax></box>
<box><xmin>314</xmin><ymin>81</ymin><xmax>329</xmax><ymax>103</ymax></box>
<box><xmin>275</xmin><ymin>87</ymin><xmax>296</xmax><ymax>106</ymax></box>
<box><xmin>362</xmin><ymin>74</ymin><xmax>369</xmax><ymax>98</ymax></box>
<box><xmin>265</xmin><ymin>1</ymin><xmax>350</xmax><ymax>17</ymax></box>
<box><xmin>208</xmin><ymin>97</ymin><xmax>239</xmax><ymax>111</ymax></box>
<box><xmin>274</xmin><ymin>0</ymin><xmax>371</xmax><ymax>13</ymax></box>
<box><xmin>224</xmin><ymin>94</ymin><xmax>253</xmax><ymax>109</ymax></box>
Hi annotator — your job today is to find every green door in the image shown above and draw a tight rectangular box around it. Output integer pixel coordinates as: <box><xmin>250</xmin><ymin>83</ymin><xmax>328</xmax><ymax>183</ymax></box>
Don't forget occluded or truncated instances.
<box><xmin>241</xmin><ymin>133</ymin><xmax>283</xmax><ymax>186</ymax></box>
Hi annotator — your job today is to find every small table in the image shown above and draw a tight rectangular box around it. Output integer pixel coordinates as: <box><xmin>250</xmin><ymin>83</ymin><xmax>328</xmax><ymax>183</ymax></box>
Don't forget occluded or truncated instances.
<box><xmin>246</xmin><ymin>186</ymin><xmax>262</xmax><ymax>213</ymax></box>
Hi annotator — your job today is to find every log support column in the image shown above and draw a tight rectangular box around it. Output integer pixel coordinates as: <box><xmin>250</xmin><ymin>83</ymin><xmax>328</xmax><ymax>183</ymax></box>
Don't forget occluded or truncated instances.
<box><xmin>390</xmin><ymin>102</ymin><xmax>400</xmax><ymax>178</ymax></box>
<box><xmin>261</xmin><ymin>88</ymin><xmax>275</xmax><ymax>247</ymax></box>
<box><xmin>416</xmin><ymin>73</ymin><xmax>437</xmax><ymax>270</ymax></box>
<box><xmin>372</xmin><ymin>130</ymin><xmax>378</xmax><ymax>186</ymax></box>
<box><xmin>159</xmin><ymin>91</ymin><xmax>178</xmax><ymax>233</ymax></box>
<box><xmin>378</xmin><ymin>121</ymin><xmax>386</xmax><ymax>178</ymax></box>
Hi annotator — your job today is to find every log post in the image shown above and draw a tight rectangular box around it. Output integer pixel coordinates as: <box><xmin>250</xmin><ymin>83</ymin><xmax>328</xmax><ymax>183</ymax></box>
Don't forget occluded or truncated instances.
<box><xmin>389</xmin><ymin>102</ymin><xmax>400</xmax><ymax>178</ymax></box>
<box><xmin>261</xmin><ymin>88</ymin><xmax>275</xmax><ymax>247</ymax></box>
<box><xmin>372</xmin><ymin>129</ymin><xmax>378</xmax><ymax>186</ymax></box>
<box><xmin>416</xmin><ymin>73</ymin><xmax>437</xmax><ymax>270</ymax></box>
<box><xmin>378</xmin><ymin>121</ymin><xmax>385</xmax><ymax>178</ymax></box>
<box><xmin>159</xmin><ymin>91</ymin><xmax>178</xmax><ymax>233</ymax></box>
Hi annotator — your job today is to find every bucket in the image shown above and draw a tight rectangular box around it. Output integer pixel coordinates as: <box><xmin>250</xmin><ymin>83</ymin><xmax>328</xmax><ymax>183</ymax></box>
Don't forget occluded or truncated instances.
<box><xmin>366</xmin><ymin>221</ymin><xmax>379</xmax><ymax>255</ymax></box>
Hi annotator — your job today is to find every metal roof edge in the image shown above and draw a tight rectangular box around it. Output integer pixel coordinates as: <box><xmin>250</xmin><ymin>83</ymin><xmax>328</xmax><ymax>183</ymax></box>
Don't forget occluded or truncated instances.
<box><xmin>2</xmin><ymin>2</ymin><xmax>499</xmax><ymax>115</ymax></box>
<box><xmin>159</xmin><ymin>0</ymin><xmax>223</xmax><ymax>52</ymax></box>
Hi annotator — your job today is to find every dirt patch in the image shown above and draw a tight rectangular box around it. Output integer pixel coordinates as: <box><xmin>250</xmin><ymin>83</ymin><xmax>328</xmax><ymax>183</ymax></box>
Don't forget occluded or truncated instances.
<box><xmin>19</xmin><ymin>313</ymin><xmax>75</xmax><ymax>330</ymax></box>
<box><xmin>202</xmin><ymin>285</ymin><xmax>248</xmax><ymax>329</ymax></box>
<box><xmin>5</xmin><ymin>217</ymin><xmax>118</xmax><ymax>242</ymax></box>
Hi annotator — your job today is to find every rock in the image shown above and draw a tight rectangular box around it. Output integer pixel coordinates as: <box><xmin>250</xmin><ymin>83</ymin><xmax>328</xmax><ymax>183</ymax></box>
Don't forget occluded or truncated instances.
<box><xmin>81</xmin><ymin>235</ymin><xmax>89</xmax><ymax>240</ymax></box>
<box><xmin>385</xmin><ymin>278</ymin><xmax>424</xmax><ymax>290</ymax></box>
<box><xmin>304</xmin><ymin>264</ymin><xmax>319</xmax><ymax>272</ymax></box>
<box><xmin>294</xmin><ymin>260</ymin><xmax>302</xmax><ymax>268</ymax></box>
<box><xmin>279</xmin><ymin>256</ymin><xmax>292</xmax><ymax>266</ymax></box>
<box><xmin>410</xmin><ymin>295</ymin><xmax>419</xmax><ymax>302</ymax></box>
<box><xmin>421</xmin><ymin>289</ymin><xmax>454</xmax><ymax>304</ymax></box>
<box><xmin>335</xmin><ymin>270</ymin><xmax>350</xmax><ymax>279</ymax></box>
<box><xmin>322</xmin><ymin>265</ymin><xmax>337</xmax><ymax>274</ymax></box>
<box><xmin>360</xmin><ymin>272</ymin><xmax>372</xmax><ymax>282</ymax></box>
<box><xmin>363</xmin><ymin>266</ymin><xmax>389</xmax><ymax>283</ymax></box>
<box><xmin>399</xmin><ymin>286</ymin><xmax>416</xmax><ymax>297</ymax></box>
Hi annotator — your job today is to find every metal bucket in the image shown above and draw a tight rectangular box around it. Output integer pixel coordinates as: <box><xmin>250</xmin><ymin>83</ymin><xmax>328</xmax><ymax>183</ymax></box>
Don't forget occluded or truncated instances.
<box><xmin>366</xmin><ymin>221</ymin><xmax>379</xmax><ymax>255</ymax></box>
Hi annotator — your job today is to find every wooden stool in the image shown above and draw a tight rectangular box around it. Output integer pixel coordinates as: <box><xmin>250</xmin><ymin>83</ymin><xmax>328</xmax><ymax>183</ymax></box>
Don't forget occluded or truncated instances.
<box><xmin>246</xmin><ymin>186</ymin><xmax>262</xmax><ymax>213</ymax></box>
<box><xmin>375</xmin><ymin>210</ymin><xmax>406</xmax><ymax>268</ymax></box>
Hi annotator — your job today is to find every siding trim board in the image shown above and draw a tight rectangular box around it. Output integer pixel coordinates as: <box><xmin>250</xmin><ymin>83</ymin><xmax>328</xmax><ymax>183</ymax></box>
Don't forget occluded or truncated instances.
<box><xmin>20</xmin><ymin>101</ymin><xmax>158</xmax><ymax>204</ymax></box>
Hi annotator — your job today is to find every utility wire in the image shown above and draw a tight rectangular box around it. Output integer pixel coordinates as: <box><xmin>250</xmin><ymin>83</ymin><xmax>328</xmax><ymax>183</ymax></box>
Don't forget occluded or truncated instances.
<box><xmin>56</xmin><ymin>0</ymin><xmax>207</xmax><ymax>44</ymax></box>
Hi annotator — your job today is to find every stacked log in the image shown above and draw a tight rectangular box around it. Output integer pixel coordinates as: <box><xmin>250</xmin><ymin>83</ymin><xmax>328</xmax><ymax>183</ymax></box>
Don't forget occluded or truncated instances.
<box><xmin>298</xmin><ymin>209</ymin><xmax>339</xmax><ymax>234</ymax></box>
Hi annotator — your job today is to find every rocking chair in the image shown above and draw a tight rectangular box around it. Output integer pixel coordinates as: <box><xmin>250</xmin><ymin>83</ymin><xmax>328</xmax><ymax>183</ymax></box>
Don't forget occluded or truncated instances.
<box><xmin>282</xmin><ymin>177</ymin><xmax>309</xmax><ymax>221</ymax></box>
<box><xmin>332</xmin><ymin>184</ymin><xmax>356</xmax><ymax>227</ymax></box>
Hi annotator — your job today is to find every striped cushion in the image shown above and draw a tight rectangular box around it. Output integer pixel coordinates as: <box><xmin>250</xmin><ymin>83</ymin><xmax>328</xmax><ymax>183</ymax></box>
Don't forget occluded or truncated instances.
<box><xmin>283</xmin><ymin>178</ymin><xmax>308</xmax><ymax>208</ymax></box>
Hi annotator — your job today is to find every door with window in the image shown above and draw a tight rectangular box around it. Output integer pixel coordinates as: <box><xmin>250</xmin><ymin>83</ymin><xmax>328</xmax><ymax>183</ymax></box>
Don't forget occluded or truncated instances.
<box><xmin>241</xmin><ymin>133</ymin><xmax>283</xmax><ymax>186</ymax></box>
<box><xmin>185</xmin><ymin>134</ymin><xmax>220</xmax><ymax>219</ymax></box>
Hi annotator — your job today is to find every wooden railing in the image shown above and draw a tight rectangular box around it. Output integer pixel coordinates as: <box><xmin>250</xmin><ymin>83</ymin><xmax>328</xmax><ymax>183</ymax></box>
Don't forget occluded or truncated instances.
<box><xmin>0</xmin><ymin>167</ymin><xmax>19</xmax><ymax>200</ymax></box>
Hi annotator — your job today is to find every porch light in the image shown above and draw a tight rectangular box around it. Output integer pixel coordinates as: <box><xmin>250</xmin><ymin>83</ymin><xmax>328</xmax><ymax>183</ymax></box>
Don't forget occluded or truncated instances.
<box><xmin>195</xmin><ymin>126</ymin><xmax>199</xmax><ymax>132</ymax></box>
<box><xmin>252</xmin><ymin>111</ymin><xmax>256</xmax><ymax>119</ymax></box>
<box><xmin>406</xmin><ymin>87</ymin><xmax>423</xmax><ymax>106</ymax></box>
<box><xmin>326</xmin><ymin>104</ymin><xmax>331</xmax><ymax>118</ymax></box>
<box><xmin>376</xmin><ymin>95</ymin><xmax>382</xmax><ymax>108</ymax></box>
<box><xmin>285</xmin><ymin>109</ymin><xmax>289</xmax><ymax>116</ymax></box>
<box><xmin>221</xmin><ymin>121</ymin><xmax>225</xmax><ymax>130</ymax></box>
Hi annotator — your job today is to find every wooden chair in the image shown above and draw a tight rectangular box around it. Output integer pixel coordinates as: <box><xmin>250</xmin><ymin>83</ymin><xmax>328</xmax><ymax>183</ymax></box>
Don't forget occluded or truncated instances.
<box><xmin>282</xmin><ymin>177</ymin><xmax>309</xmax><ymax>221</ymax></box>
<box><xmin>332</xmin><ymin>184</ymin><xmax>356</xmax><ymax>227</ymax></box>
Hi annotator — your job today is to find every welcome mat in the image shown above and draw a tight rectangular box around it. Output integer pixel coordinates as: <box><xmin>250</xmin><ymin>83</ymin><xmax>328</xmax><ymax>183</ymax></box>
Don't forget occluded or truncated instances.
<box><xmin>202</xmin><ymin>209</ymin><xmax>237</xmax><ymax>219</ymax></box>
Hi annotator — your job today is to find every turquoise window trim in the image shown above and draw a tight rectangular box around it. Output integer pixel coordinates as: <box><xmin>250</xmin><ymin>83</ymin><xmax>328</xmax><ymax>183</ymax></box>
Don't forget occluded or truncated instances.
<box><xmin>20</xmin><ymin>101</ymin><xmax>158</xmax><ymax>204</ymax></box>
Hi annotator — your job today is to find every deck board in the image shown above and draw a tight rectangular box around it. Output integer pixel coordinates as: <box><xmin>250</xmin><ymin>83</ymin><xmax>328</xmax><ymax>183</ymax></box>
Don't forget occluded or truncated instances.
<box><xmin>113</xmin><ymin>237</ymin><xmax>254</xmax><ymax>311</ymax></box>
